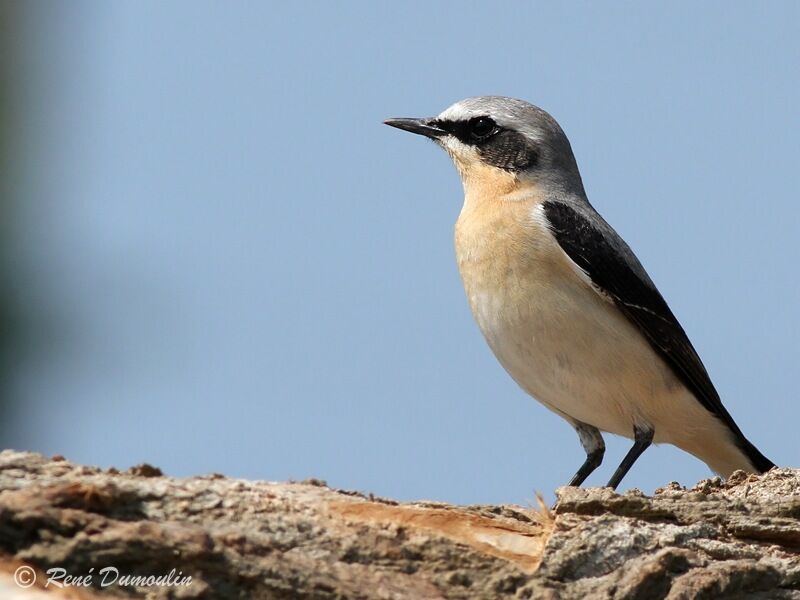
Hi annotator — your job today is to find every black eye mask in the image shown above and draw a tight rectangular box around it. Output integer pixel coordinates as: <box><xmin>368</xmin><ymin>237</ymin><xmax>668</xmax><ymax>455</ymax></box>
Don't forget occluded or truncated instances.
<box><xmin>432</xmin><ymin>117</ymin><xmax>538</xmax><ymax>172</ymax></box>
<box><xmin>477</xmin><ymin>129</ymin><xmax>538</xmax><ymax>171</ymax></box>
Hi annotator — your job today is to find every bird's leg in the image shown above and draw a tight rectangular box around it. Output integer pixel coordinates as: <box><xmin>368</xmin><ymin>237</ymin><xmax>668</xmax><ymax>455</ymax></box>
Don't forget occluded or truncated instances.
<box><xmin>606</xmin><ymin>424</ymin><xmax>654</xmax><ymax>490</ymax></box>
<box><xmin>568</xmin><ymin>423</ymin><xmax>605</xmax><ymax>486</ymax></box>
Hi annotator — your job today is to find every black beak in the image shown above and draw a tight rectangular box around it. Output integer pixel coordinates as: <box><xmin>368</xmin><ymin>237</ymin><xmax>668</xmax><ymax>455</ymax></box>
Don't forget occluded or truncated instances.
<box><xmin>384</xmin><ymin>117</ymin><xmax>448</xmax><ymax>140</ymax></box>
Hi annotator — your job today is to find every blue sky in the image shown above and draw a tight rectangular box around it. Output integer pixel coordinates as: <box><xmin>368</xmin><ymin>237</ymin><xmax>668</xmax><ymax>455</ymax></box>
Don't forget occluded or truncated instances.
<box><xmin>8</xmin><ymin>2</ymin><xmax>799</xmax><ymax>504</ymax></box>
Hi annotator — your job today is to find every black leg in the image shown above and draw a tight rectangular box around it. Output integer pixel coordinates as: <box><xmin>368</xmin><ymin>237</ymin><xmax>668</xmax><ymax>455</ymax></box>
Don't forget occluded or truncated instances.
<box><xmin>568</xmin><ymin>423</ymin><xmax>605</xmax><ymax>486</ymax></box>
<box><xmin>606</xmin><ymin>425</ymin><xmax>654</xmax><ymax>490</ymax></box>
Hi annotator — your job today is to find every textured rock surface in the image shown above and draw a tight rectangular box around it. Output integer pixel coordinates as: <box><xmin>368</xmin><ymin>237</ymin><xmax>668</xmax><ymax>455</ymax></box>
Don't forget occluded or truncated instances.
<box><xmin>0</xmin><ymin>451</ymin><xmax>797</xmax><ymax>599</ymax></box>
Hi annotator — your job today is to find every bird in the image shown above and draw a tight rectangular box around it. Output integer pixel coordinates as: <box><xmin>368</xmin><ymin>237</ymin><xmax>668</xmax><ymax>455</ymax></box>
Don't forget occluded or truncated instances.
<box><xmin>384</xmin><ymin>96</ymin><xmax>774</xmax><ymax>489</ymax></box>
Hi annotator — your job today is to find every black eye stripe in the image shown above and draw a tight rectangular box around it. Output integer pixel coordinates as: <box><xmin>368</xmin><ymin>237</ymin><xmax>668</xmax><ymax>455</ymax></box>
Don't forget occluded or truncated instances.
<box><xmin>431</xmin><ymin>116</ymin><xmax>498</xmax><ymax>145</ymax></box>
<box><xmin>431</xmin><ymin>117</ymin><xmax>538</xmax><ymax>172</ymax></box>
<box><xmin>478</xmin><ymin>130</ymin><xmax>538</xmax><ymax>171</ymax></box>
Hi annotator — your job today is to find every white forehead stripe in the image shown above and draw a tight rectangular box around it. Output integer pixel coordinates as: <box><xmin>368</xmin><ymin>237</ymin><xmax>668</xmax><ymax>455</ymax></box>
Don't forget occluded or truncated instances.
<box><xmin>437</xmin><ymin>102</ymin><xmax>481</xmax><ymax>122</ymax></box>
<box><xmin>436</xmin><ymin>97</ymin><xmax>548</xmax><ymax>144</ymax></box>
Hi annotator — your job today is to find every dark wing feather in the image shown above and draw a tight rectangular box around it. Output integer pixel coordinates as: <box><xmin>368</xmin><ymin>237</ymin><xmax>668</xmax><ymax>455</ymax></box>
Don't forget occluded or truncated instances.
<box><xmin>543</xmin><ymin>200</ymin><xmax>773</xmax><ymax>472</ymax></box>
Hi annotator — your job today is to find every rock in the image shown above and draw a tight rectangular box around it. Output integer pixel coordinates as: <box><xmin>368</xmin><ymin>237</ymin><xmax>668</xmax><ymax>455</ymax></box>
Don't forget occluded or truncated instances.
<box><xmin>0</xmin><ymin>451</ymin><xmax>797</xmax><ymax>599</ymax></box>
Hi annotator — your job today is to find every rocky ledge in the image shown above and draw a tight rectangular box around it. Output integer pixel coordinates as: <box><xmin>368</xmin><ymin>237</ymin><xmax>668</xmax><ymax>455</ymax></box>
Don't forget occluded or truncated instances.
<box><xmin>0</xmin><ymin>451</ymin><xmax>797</xmax><ymax>599</ymax></box>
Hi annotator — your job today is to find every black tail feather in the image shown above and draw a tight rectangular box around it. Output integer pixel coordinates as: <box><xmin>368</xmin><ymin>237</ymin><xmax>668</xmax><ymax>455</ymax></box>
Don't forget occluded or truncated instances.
<box><xmin>737</xmin><ymin>437</ymin><xmax>775</xmax><ymax>474</ymax></box>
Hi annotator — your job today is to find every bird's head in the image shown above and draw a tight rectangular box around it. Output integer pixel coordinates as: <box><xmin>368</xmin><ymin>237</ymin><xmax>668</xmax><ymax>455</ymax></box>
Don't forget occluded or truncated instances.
<box><xmin>385</xmin><ymin>96</ymin><xmax>585</xmax><ymax>200</ymax></box>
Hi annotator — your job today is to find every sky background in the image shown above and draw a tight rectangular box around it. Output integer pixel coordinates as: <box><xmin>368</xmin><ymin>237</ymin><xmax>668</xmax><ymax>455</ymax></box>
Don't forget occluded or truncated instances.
<box><xmin>4</xmin><ymin>2</ymin><xmax>798</xmax><ymax>505</ymax></box>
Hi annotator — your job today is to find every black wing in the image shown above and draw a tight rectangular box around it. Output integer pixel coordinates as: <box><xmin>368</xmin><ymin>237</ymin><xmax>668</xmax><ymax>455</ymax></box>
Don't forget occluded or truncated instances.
<box><xmin>543</xmin><ymin>200</ymin><xmax>773</xmax><ymax>472</ymax></box>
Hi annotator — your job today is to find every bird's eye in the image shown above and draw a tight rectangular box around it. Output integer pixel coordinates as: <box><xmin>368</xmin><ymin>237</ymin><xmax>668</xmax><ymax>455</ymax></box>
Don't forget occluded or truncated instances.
<box><xmin>469</xmin><ymin>117</ymin><xmax>496</xmax><ymax>140</ymax></box>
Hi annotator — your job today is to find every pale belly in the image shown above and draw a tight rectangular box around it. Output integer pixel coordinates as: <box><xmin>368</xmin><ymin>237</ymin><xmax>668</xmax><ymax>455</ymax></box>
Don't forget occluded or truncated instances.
<box><xmin>453</xmin><ymin>196</ymin><xmax>750</xmax><ymax>475</ymax></box>
<box><xmin>468</xmin><ymin>264</ymin><xmax>752</xmax><ymax>473</ymax></box>
<box><xmin>464</xmin><ymin>260</ymin><xmax>676</xmax><ymax>437</ymax></box>
<box><xmin>462</xmin><ymin>259</ymin><xmax>745</xmax><ymax>470</ymax></box>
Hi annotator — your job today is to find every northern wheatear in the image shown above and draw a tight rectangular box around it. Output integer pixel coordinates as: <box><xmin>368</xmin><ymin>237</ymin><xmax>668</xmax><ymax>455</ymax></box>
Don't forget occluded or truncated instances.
<box><xmin>385</xmin><ymin>96</ymin><xmax>774</xmax><ymax>489</ymax></box>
